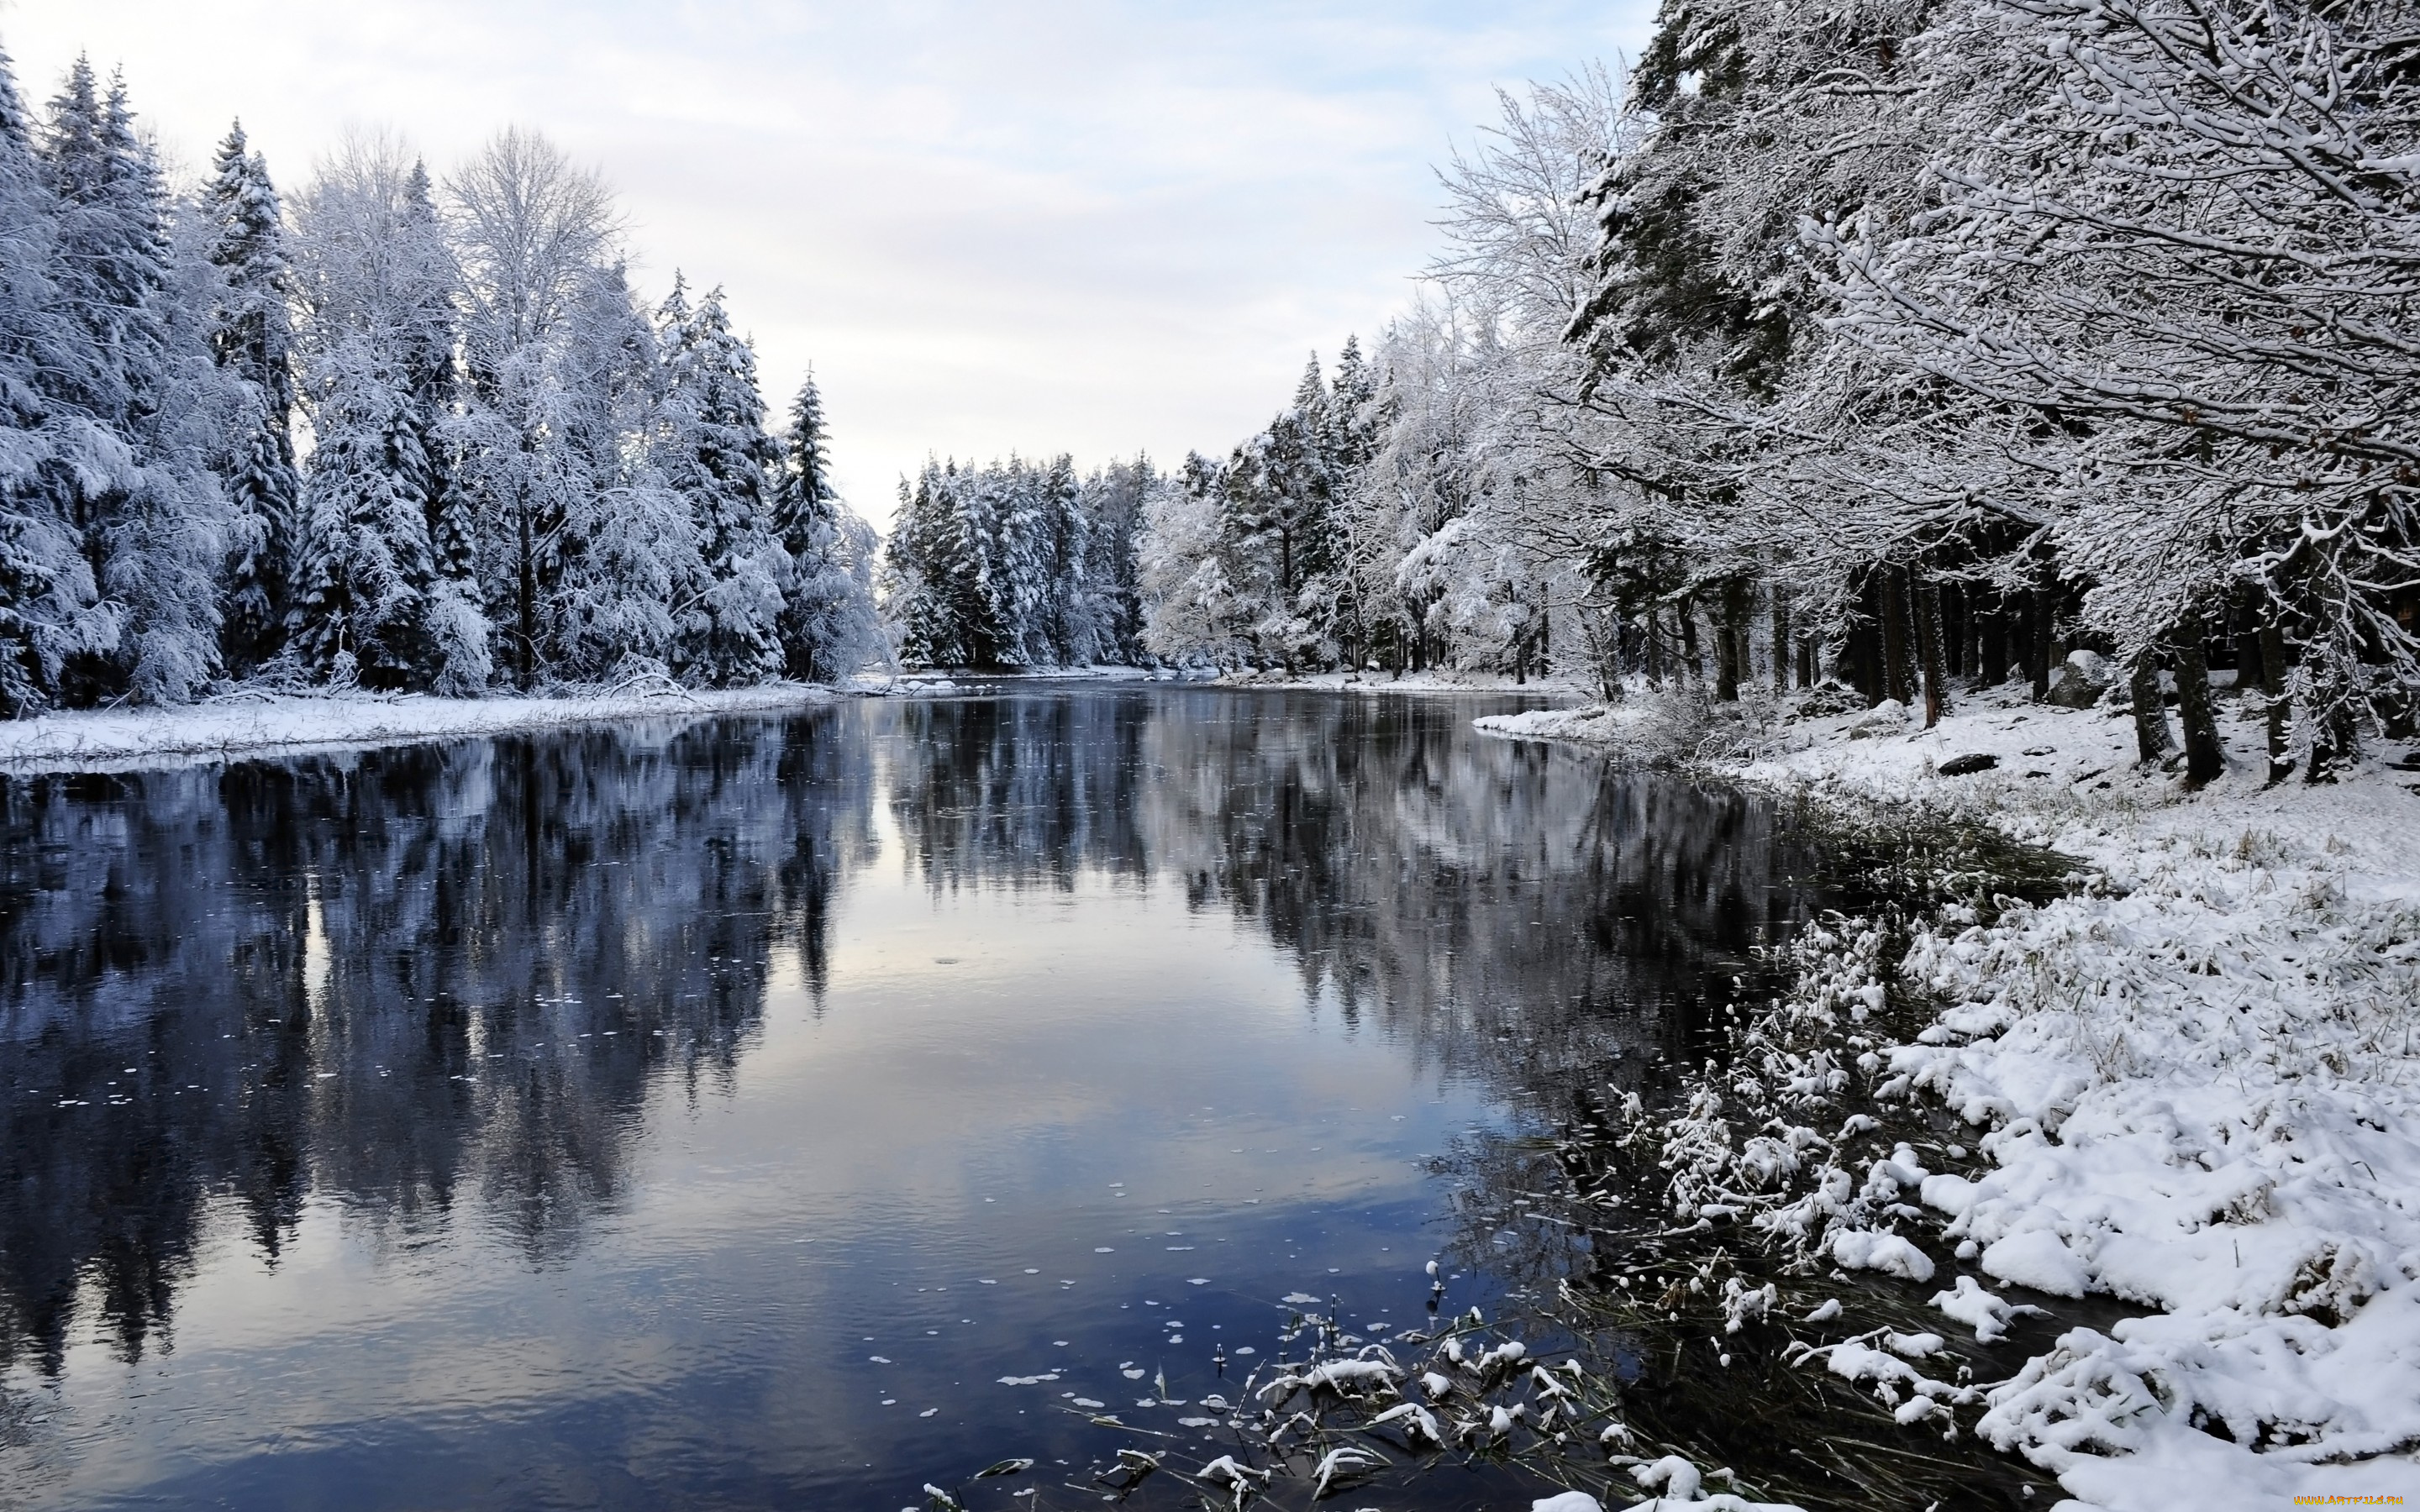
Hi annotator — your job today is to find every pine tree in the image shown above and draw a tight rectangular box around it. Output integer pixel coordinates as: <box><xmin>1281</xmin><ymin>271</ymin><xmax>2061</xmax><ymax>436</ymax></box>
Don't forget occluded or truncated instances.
<box><xmin>657</xmin><ymin>280</ymin><xmax>785</xmax><ymax>685</ymax></box>
<box><xmin>203</xmin><ymin>121</ymin><xmax>299</xmax><ymax>678</ymax></box>
<box><xmin>287</xmin><ymin>134</ymin><xmax>460</xmax><ymax>690</ymax></box>
<box><xmin>767</xmin><ymin>373</ymin><xmax>876</xmax><ymax>682</ymax></box>
<box><xmin>0</xmin><ymin>42</ymin><xmax>108</xmax><ymax>716</ymax></box>
<box><xmin>38</xmin><ymin>62</ymin><xmax>225</xmax><ymax>705</ymax></box>
<box><xmin>398</xmin><ymin>159</ymin><xmax>486</xmax><ymax>693</ymax></box>
<box><xmin>536</xmin><ymin>261</ymin><xmax>703</xmax><ymax>680</ymax></box>
<box><xmin>290</xmin><ymin>347</ymin><xmax>436</xmax><ymax>687</ymax></box>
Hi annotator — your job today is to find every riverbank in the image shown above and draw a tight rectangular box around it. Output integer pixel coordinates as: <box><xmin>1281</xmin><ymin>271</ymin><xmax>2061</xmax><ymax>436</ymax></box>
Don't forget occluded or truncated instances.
<box><xmin>0</xmin><ymin>681</ymin><xmax>839</xmax><ymax>774</ymax></box>
<box><xmin>1479</xmin><ymin>683</ymin><xmax>2420</xmax><ymax>1510</ymax></box>
<box><xmin>1214</xmin><ymin>666</ymin><xmax>1591</xmax><ymax>696</ymax></box>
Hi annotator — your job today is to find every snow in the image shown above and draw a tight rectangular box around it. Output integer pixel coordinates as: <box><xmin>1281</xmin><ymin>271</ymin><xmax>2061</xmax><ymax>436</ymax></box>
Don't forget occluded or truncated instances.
<box><xmin>1487</xmin><ymin>681</ymin><xmax>2420</xmax><ymax>1509</ymax></box>
<box><xmin>0</xmin><ymin>684</ymin><xmax>838</xmax><ymax>774</ymax></box>
<box><xmin>1215</xmin><ymin>668</ymin><xmax>1592</xmax><ymax>696</ymax></box>
<box><xmin>1827</xmin><ymin>1228</ymin><xmax>1936</xmax><ymax>1283</ymax></box>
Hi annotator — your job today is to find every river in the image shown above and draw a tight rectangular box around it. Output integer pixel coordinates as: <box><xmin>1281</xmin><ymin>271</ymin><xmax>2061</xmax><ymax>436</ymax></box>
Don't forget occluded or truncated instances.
<box><xmin>0</xmin><ymin>686</ymin><xmax>1835</xmax><ymax>1510</ymax></box>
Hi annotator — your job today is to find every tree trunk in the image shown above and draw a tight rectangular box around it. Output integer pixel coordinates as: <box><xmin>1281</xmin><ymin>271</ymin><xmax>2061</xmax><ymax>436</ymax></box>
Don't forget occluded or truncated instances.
<box><xmin>1714</xmin><ymin>580</ymin><xmax>1744</xmax><ymax>701</ymax></box>
<box><xmin>2171</xmin><ymin>606</ymin><xmax>2224</xmax><ymax>788</ymax></box>
<box><xmin>2229</xmin><ymin>582</ymin><xmax>2264</xmax><ymax>691</ymax></box>
<box><xmin>1978</xmin><ymin>600</ymin><xmax>2007</xmax><ymax>687</ymax></box>
<box><xmin>1771</xmin><ymin>584</ymin><xmax>1791</xmax><ymax>695</ymax></box>
<box><xmin>2258</xmin><ymin>618</ymin><xmax>2292</xmax><ymax>785</ymax></box>
<box><xmin>1797</xmin><ymin>633</ymin><xmax>1817</xmax><ymax>689</ymax></box>
<box><xmin>1914</xmin><ymin>574</ymin><xmax>1950</xmax><ymax>728</ymax></box>
<box><xmin>1850</xmin><ymin>573</ymin><xmax>1885</xmax><ymax>704</ymax></box>
<box><xmin>1943</xmin><ymin>583</ymin><xmax>1967</xmax><ymax>680</ymax></box>
<box><xmin>2129</xmin><ymin>650</ymin><xmax>2175</xmax><ymax>764</ymax></box>
<box><xmin>2030</xmin><ymin>575</ymin><xmax>2056</xmax><ymax>701</ymax></box>
<box><xmin>1880</xmin><ymin>569</ymin><xmax>1912</xmax><ymax>706</ymax></box>
<box><xmin>516</xmin><ymin>501</ymin><xmax>537</xmax><ymax>691</ymax></box>
<box><xmin>2008</xmin><ymin>590</ymin><xmax>2033</xmax><ymax>695</ymax></box>
<box><xmin>1680</xmin><ymin>598</ymin><xmax>1703</xmax><ymax>683</ymax></box>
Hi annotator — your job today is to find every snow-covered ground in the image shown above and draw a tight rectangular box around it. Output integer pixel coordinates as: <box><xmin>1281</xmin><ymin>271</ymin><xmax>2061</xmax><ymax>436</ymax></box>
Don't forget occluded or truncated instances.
<box><xmin>0</xmin><ymin>683</ymin><xmax>840</xmax><ymax>774</ymax></box>
<box><xmin>1482</xmin><ymin>684</ymin><xmax>2420</xmax><ymax>1510</ymax></box>
<box><xmin>1214</xmin><ymin>666</ymin><xmax>1592</xmax><ymax>696</ymax></box>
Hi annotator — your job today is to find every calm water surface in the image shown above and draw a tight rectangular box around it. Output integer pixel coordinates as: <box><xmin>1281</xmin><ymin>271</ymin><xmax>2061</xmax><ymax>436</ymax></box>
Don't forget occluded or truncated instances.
<box><xmin>0</xmin><ymin>688</ymin><xmax>1827</xmax><ymax>1509</ymax></box>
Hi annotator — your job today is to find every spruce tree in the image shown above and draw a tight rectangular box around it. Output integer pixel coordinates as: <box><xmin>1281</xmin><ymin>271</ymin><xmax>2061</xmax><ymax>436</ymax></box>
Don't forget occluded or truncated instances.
<box><xmin>0</xmin><ymin>42</ymin><xmax>103</xmax><ymax>716</ymax></box>
<box><xmin>203</xmin><ymin>122</ymin><xmax>299</xmax><ymax>677</ymax></box>
<box><xmin>767</xmin><ymin>373</ymin><xmax>875</xmax><ymax>681</ymax></box>
<box><xmin>38</xmin><ymin>63</ymin><xmax>224</xmax><ymax>705</ymax></box>
<box><xmin>398</xmin><ymin>159</ymin><xmax>484</xmax><ymax>693</ymax></box>
<box><xmin>290</xmin><ymin>349</ymin><xmax>436</xmax><ymax>687</ymax></box>
<box><xmin>657</xmin><ymin>280</ymin><xmax>784</xmax><ymax>685</ymax></box>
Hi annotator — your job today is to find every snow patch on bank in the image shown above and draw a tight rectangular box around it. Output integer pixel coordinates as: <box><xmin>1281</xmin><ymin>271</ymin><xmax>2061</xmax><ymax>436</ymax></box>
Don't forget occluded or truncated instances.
<box><xmin>0</xmin><ymin>684</ymin><xmax>839</xmax><ymax>774</ymax></box>
<box><xmin>1219</xmin><ymin>667</ymin><xmax>1591</xmax><ymax>696</ymax></box>
<box><xmin>1497</xmin><ymin>681</ymin><xmax>2420</xmax><ymax>1509</ymax></box>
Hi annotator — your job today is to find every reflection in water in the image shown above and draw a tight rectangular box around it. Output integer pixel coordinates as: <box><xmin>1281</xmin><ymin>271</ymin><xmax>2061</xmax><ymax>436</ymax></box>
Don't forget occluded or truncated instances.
<box><xmin>0</xmin><ymin>689</ymin><xmax>1827</xmax><ymax>1509</ymax></box>
<box><xmin>0</xmin><ymin>719</ymin><xmax>876</xmax><ymax>1374</ymax></box>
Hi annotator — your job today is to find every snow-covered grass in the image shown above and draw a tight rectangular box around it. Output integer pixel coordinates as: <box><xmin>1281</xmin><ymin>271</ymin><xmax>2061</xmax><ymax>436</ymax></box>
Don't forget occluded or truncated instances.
<box><xmin>1483</xmin><ymin>681</ymin><xmax>2420</xmax><ymax>1510</ymax></box>
<box><xmin>0</xmin><ymin>682</ymin><xmax>840</xmax><ymax>774</ymax></box>
<box><xmin>1214</xmin><ymin>666</ymin><xmax>1593</xmax><ymax>696</ymax></box>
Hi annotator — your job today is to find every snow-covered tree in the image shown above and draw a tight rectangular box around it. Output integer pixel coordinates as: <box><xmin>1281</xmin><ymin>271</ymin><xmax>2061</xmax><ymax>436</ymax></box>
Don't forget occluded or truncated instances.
<box><xmin>448</xmin><ymin>127</ymin><xmax>618</xmax><ymax>690</ymax></box>
<box><xmin>202</xmin><ymin>121</ymin><xmax>299</xmax><ymax>678</ymax></box>
<box><xmin>768</xmin><ymin>374</ymin><xmax>881</xmax><ymax>682</ymax></box>
<box><xmin>0</xmin><ymin>44</ymin><xmax>113</xmax><ymax>717</ymax></box>
<box><xmin>288</xmin><ymin>132</ymin><xmax>463</xmax><ymax>690</ymax></box>
<box><xmin>656</xmin><ymin>279</ymin><xmax>786</xmax><ymax>686</ymax></box>
<box><xmin>36</xmin><ymin>60</ymin><xmax>227</xmax><ymax>706</ymax></box>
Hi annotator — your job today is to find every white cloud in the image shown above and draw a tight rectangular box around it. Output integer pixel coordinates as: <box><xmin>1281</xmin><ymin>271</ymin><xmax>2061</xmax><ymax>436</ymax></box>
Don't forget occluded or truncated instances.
<box><xmin>2</xmin><ymin>0</ymin><xmax>1655</xmax><ymax>522</ymax></box>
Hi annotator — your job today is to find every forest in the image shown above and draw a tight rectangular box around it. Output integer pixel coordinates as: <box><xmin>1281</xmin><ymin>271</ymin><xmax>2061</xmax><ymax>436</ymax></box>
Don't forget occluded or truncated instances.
<box><xmin>0</xmin><ymin>46</ymin><xmax>882</xmax><ymax>718</ymax></box>
<box><xmin>1121</xmin><ymin>1</ymin><xmax>2420</xmax><ymax>784</ymax></box>
<box><xmin>9</xmin><ymin>0</ymin><xmax>2420</xmax><ymax>790</ymax></box>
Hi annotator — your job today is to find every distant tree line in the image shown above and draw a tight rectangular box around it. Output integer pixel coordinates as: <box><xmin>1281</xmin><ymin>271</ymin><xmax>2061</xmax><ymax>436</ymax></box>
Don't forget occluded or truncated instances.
<box><xmin>1136</xmin><ymin>5</ymin><xmax>2420</xmax><ymax>782</ymax></box>
<box><xmin>884</xmin><ymin>455</ymin><xmax>1151</xmax><ymax>669</ymax></box>
<box><xmin>0</xmin><ymin>42</ymin><xmax>880</xmax><ymax>717</ymax></box>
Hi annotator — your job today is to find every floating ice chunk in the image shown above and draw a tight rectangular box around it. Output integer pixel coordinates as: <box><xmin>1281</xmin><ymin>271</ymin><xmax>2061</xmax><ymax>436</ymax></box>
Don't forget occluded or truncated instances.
<box><xmin>1804</xmin><ymin>1299</ymin><xmax>1842</xmax><ymax>1324</ymax></box>
<box><xmin>1281</xmin><ymin>1292</ymin><xmax>1322</xmax><ymax>1305</ymax></box>
<box><xmin>1532</xmin><ymin>1494</ymin><xmax>1602</xmax><ymax>1512</ymax></box>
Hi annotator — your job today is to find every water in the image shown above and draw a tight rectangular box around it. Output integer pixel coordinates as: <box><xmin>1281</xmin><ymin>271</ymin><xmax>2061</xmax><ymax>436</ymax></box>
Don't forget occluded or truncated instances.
<box><xmin>0</xmin><ymin>687</ymin><xmax>1831</xmax><ymax>1510</ymax></box>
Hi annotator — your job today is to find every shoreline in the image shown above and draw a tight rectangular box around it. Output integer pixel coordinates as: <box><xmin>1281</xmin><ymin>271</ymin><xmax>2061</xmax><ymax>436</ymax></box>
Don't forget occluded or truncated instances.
<box><xmin>1477</xmin><ymin>682</ymin><xmax>2420</xmax><ymax>1510</ymax></box>
<box><xmin>0</xmin><ymin>683</ymin><xmax>844</xmax><ymax>776</ymax></box>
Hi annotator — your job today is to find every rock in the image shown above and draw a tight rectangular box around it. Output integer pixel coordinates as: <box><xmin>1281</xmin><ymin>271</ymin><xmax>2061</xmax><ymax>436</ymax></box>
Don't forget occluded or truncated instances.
<box><xmin>1846</xmin><ymin>698</ymin><xmax>1910</xmax><ymax>739</ymax></box>
<box><xmin>2046</xmin><ymin>650</ymin><xmax>2114</xmax><ymax>709</ymax></box>
<box><xmin>1937</xmin><ymin>752</ymin><xmax>1999</xmax><ymax>775</ymax></box>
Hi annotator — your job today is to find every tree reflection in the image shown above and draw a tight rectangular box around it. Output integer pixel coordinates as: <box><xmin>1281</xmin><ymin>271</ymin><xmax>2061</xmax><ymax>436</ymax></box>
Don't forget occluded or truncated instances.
<box><xmin>0</xmin><ymin>690</ymin><xmax>1823</xmax><ymax>1383</ymax></box>
<box><xmin>0</xmin><ymin>712</ymin><xmax>875</xmax><ymax>1373</ymax></box>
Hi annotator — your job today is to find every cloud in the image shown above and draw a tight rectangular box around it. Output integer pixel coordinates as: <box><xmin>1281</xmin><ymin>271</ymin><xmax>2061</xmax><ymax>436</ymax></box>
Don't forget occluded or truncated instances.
<box><xmin>3</xmin><ymin>0</ymin><xmax>1655</xmax><ymax>522</ymax></box>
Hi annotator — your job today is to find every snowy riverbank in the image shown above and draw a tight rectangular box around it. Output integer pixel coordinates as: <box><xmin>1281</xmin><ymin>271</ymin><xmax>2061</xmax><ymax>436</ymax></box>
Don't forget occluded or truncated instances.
<box><xmin>1481</xmin><ymin>685</ymin><xmax>2420</xmax><ymax>1510</ymax></box>
<box><xmin>0</xmin><ymin>682</ymin><xmax>841</xmax><ymax>774</ymax></box>
<box><xmin>1214</xmin><ymin>666</ymin><xmax>1592</xmax><ymax>696</ymax></box>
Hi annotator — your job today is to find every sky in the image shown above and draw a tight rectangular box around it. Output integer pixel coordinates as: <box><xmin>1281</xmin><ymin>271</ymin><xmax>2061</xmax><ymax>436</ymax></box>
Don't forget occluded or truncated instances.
<box><xmin>2</xmin><ymin>0</ymin><xmax>1656</xmax><ymax>525</ymax></box>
